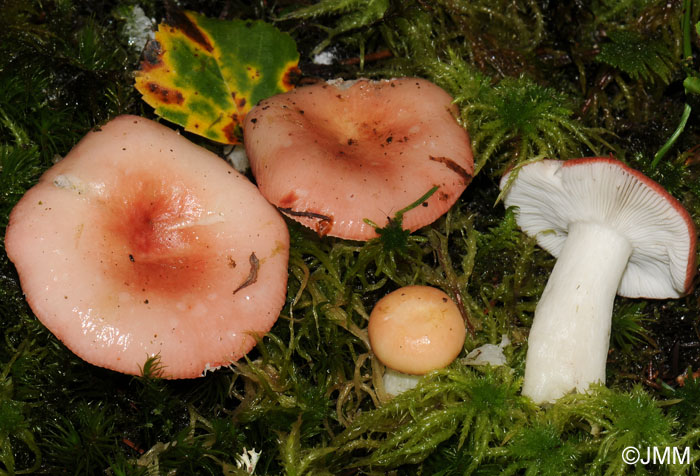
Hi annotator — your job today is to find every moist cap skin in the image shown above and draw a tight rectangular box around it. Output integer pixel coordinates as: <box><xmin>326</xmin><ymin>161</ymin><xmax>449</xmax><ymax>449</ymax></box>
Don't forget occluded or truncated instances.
<box><xmin>243</xmin><ymin>77</ymin><xmax>474</xmax><ymax>240</ymax></box>
<box><xmin>5</xmin><ymin>115</ymin><xmax>290</xmax><ymax>378</ymax></box>
<box><xmin>368</xmin><ymin>285</ymin><xmax>466</xmax><ymax>375</ymax></box>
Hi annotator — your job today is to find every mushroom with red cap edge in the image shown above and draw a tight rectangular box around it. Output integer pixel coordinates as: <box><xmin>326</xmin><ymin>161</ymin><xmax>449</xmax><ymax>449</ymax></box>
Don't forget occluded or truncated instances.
<box><xmin>243</xmin><ymin>77</ymin><xmax>474</xmax><ymax>240</ymax></box>
<box><xmin>5</xmin><ymin>115</ymin><xmax>290</xmax><ymax>379</ymax></box>
<box><xmin>500</xmin><ymin>157</ymin><xmax>696</xmax><ymax>403</ymax></box>
<box><xmin>368</xmin><ymin>285</ymin><xmax>466</xmax><ymax>395</ymax></box>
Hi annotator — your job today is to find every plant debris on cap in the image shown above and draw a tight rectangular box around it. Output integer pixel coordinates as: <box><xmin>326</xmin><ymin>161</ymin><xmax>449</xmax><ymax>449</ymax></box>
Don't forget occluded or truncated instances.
<box><xmin>243</xmin><ymin>77</ymin><xmax>474</xmax><ymax>240</ymax></box>
<box><xmin>5</xmin><ymin>115</ymin><xmax>290</xmax><ymax>379</ymax></box>
<box><xmin>500</xmin><ymin>157</ymin><xmax>696</xmax><ymax>403</ymax></box>
<box><xmin>368</xmin><ymin>285</ymin><xmax>466</xmax><ymax>375</ymax></box>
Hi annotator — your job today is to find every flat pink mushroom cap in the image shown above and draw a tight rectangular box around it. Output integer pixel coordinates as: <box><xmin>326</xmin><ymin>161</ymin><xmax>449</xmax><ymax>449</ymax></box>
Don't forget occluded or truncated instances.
<box><xmin>5</xmin><ymin>115</ymin><xmax>290</xmax><ymax>378</ymax></box>
<box><xmin>243</xmin><ymin>78</ymin><xmax>474</xmax><ymax>240</ymax></box>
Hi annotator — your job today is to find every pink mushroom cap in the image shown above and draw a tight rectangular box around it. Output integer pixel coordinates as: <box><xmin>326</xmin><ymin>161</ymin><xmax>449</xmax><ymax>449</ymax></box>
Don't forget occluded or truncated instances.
<box><xmin>243</xmin><ymin>77</ymin><xmax>474</xmax><ymax>240</ymax></box>
<box><xmin>5</xmin><ymin>115</ymin><xmax>290</xmax><ymax>378</ymax></box>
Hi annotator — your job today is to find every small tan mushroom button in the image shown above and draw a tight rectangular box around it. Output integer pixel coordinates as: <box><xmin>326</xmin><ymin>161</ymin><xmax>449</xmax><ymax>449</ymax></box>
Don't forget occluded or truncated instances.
<box><xmin>369</xmin><ymin>285</ymin><xmax>466</xmax><ymax>379</ymax></box>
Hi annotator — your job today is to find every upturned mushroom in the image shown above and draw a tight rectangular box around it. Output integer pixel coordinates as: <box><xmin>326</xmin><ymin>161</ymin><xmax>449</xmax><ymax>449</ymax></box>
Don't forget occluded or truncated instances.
<box><xmin>368</xmin><ymin>285</ymin><xmax>466</xmax><ymax>395</ymax></box>
<box><xmin>5</xmin><ymin>115</ymin><xmax>290</xmax><ymax>378</ymax></box>
<box><xmin>243</xmin><ymin>77</ymin><xmax>474</xmax><ymax>240</ymax></box>
<box><xmin>500</xmin><ymin>157</ymin><xmax>696</xmax><ymax>403</ymax></box>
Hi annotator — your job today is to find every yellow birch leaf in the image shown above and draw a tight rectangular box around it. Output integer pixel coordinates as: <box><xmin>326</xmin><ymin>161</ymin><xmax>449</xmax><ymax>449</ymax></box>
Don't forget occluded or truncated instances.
<box><xmin>135</xmin><ymin>10</ymin><xmax>300</xmax><ymax>144</ymax></box>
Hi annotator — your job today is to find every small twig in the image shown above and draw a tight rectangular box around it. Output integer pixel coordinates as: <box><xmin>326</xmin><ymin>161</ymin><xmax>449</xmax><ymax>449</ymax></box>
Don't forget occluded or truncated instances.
<box><xmin>341</xmin><ymin>49</ymin><xmax>392</xmax><ymax>66</ymax></box>
<box><xmin>122</xmin><ymin>438</ymin><xmax>145</xmax><ymax>455</ymax></box>
<box><xmin>278</xmin><ymin>207</ymin><xmax>334</xmax><ymax>236</ymax></box>
<box><xmin>233</xmin><ymin>252</ymin><xmax>260</xmax><ymax>294</ymax></box>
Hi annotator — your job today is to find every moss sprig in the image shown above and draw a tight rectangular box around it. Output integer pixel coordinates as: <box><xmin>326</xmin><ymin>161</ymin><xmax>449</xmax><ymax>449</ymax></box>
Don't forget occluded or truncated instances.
<box><xmin>596</xmin><ymin>30</ymin><xmax>677</xmax><ymax>84</ymax></box>
<box><xmin>610</xmin><ymin>302</ymin><xmax>654</xmax><ymax>354</ymax></box>
<box><xmin>331</xmin><ymin>366</ymin><xmax>532</xmax><ymax>470</ymax></box>
<box><xmin>500</xmin><ymin>422</ymin><xmax>582</xmax><ymax>476</ymax></box>
<box><xmin>0</xmin><ymin>340</ymin><xmax>41</xmax><ymax>475</ymax></box>
<box><xmin>41</xmin><ymin>401</ymin><xmax>119</xmax><ymax>474</ymax></box>
<box><xmin>552</xmin><ymin>385</ymin><xmax>676</xmax><ymax>474</ymax></box>
<box><xmin>383</xmin><ymin>12</ymin><xmax>604</xmax><ymax>175</ymax></box>
<box><xmin>278</xmin><ymin>0</ymin><xmax>390</xmax><ymax>56</ymax></box>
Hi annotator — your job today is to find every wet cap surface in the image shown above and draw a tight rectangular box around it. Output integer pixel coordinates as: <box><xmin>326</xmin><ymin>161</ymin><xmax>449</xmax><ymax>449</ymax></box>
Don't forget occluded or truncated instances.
<box><xmin>5</xmin><ymin>115</ymin><xmax>290</xmax><ymax>378</ymax></box>
<box><xmin>243</xmin><ymin>77</ymin><xmax>474</xmax><ymax>240</ymax></box>
<box><xmin>368</xmin><ymin>285</ymin><xmax>466</xmax><ymax>375</ymax></box>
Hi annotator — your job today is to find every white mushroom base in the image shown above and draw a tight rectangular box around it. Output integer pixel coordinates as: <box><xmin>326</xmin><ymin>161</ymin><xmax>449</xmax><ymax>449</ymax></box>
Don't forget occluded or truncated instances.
<box><xmin>383</xmin><ymin>369</ymin><xmax>422</xmax><ymax>396</ymax></box>
<box><xmin>522</xmin><ymin>222</ymin><xmax>632</xmax><ymax>403</ymax></box>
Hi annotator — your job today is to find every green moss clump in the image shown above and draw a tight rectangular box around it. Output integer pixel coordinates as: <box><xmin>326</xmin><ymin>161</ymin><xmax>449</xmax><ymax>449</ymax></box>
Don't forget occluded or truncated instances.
<box><xmin>2</xmin><ymin>0</ymin><xmax>700</xmax><ymax>474</ymax></box>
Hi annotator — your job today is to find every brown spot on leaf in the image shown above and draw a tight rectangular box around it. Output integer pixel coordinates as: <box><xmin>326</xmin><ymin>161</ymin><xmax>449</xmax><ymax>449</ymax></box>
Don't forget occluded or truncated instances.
<box><xmin>222</xmin><ymin>121</ymin><xmax>241</xmax><ymax>144</ymax></box>
<box><xmin>165</xmin><ymin>10</ymin><xmax>214</xmax><ymax>52</ymax></box>
<box><xmin>140</xmin><ymin>40</ymin><xmax>163</xmax><ymax>71</ymax></box>
<box><xmin>145</xmin><ymin>82</ymin><xmax>185</xmax><ymax>105</ymax></box>
<box><xmin>282</xmin><ymin>65</ymin><xmax>302</xmax><ymax>90</ymax></box>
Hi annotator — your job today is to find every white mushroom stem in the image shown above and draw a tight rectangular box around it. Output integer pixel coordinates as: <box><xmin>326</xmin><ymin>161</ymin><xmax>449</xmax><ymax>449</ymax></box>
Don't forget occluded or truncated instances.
<box><xmin>522</xmin><ymin>222</ymin><xmax>632</xmax><ymax>403</ymax></box>
<box><xmin>382</xmin><ymin>369</ymin><xmax>422</xmax><ymax>396</ymax></box>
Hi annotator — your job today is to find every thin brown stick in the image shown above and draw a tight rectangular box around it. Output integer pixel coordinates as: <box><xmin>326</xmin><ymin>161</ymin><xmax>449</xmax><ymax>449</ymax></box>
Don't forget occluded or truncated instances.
<box><xmin>233</xmin><ymin>252</ymin><xmax>259</xmax><ymax>294</ymax></box>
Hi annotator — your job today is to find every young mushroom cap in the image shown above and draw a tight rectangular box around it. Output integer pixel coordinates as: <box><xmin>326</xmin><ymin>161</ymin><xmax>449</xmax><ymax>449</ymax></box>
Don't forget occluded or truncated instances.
<box><xmin>500</xmin><ymin>157</ymin><xmax>696</xmax><ymax>403</ymax></box>
<box><xmin>368</xmin><ymin>285</ymin><xmax>466</xmax><ymax>375</ymax></box>
<box><xmin>5</xmin><ymin>115</ymin><xmax>290</xmax><ymax>378</ymax></box>
<box><xmin>243</xmin><ymin>77</ymin><xmax>474</xmax><ymax>240</ymax></box>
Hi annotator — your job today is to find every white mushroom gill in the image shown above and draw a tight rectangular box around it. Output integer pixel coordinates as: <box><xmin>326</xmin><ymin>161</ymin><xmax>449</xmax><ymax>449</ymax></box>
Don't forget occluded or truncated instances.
<box><xmin>501</xmin><ymin>158</ymin><xmax>695</xmax><ymax>404</ymax></box>
<box><xmin>522</xmin><ymin>221</ymin><xmax>632</xmax><ymax>403</ymax></box>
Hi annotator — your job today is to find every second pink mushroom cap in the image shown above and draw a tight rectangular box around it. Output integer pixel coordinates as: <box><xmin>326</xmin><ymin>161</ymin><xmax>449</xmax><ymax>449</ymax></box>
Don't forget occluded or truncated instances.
<box><xmin>243</xmin><ymin>77</ymin><xmax>474</xmax><ymax>240</ymax></box>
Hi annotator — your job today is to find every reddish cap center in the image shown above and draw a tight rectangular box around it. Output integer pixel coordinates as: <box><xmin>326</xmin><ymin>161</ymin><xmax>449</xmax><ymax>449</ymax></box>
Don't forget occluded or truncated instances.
<box><xmin>99</xmin><ymin>173</ymin><xmax>218</xmax><ymax>301</ymax></box>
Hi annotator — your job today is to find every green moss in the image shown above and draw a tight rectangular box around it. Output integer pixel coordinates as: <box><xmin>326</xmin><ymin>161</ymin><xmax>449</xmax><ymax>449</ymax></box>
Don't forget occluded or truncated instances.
<box><xmin>610</xmin><ymin>302</ymin><xmax>653</xmax><ymax>354</ymax></box>
<box><xmin>596</xmin><ymin>30</ymin><xmax>676</xmax><ymax>84</ymax></box>
<box><xmin>503</xmin><ymin>423</ymin><xmax>581</xmax><ymax>475</ymax></box>
<box><xmin>2</xmin><ymin>0</ymin><xmax>700</xmax><ymax>474</ymax></box>
<box><xmin>279</xmin><ymin>0</ymin><xmax>390</xmax><ymax>56</ymax></box>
